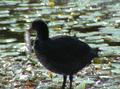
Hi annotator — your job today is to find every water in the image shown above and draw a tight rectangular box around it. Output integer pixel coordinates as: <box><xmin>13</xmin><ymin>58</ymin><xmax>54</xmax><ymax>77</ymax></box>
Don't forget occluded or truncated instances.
<box><xmin>0</xmin><ymin>0</ymin><xmax>120</xmax><ymax>89</ymax></box>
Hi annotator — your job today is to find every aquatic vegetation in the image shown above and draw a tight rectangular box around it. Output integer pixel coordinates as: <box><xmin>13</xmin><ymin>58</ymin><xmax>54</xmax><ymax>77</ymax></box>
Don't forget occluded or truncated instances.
<box><xmin>0</xmin><ymin>0</ymin><xmax>120</xmax><ymax>89</ymax></box>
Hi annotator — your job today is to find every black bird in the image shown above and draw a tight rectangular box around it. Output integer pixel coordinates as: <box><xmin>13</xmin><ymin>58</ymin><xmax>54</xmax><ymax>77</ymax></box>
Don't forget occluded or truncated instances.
<box><xmin>28</xmin><ymin>19</ymin><xmax>96</xmax><ymax>89</ymax></box>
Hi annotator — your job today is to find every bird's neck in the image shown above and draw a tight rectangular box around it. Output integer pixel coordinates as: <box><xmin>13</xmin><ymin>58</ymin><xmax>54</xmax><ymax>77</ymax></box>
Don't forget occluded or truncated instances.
<box><xmin>36</xmin><ymin>30</ymin><xmax>49</xmax><ymax>41</ymax></box>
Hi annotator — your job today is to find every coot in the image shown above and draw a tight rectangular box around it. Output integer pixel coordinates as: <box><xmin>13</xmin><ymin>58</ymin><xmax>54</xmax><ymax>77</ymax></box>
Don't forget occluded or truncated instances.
<box><xmin>28</xmin><ymin>19</ymin><xmax>96</xmax><ymax>89</ymax></box>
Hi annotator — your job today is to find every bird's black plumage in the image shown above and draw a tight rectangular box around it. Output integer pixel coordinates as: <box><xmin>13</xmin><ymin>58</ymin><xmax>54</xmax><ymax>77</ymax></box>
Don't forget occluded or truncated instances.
<box><xmin>29</xmin><ymin>19</ymin><xmax>96</xmax><ymax>89</ymax></box>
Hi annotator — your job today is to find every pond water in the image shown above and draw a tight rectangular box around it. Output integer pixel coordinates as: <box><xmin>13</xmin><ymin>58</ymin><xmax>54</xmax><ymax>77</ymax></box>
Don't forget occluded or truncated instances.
<box><xmin>0</xmin><ymin>0</ymin><xmax>120</xmax><ymax>89</ymax></box>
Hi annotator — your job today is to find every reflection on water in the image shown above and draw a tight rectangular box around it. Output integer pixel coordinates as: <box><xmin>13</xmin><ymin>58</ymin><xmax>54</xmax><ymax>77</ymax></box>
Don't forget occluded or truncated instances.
<box><xmin>0</xmin><ymin>0</ymin><xmax>120</xmax><ymax>89</ymax></box>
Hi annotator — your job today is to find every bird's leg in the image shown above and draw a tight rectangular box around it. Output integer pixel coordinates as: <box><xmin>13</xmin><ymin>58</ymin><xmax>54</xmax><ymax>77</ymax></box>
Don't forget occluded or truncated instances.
<box><xmin>69</xmin><ymin>75</ymin><xmax>73</xmax><ymax>89</ymax></box>
<box><xmin>62</xmin><ymin>75</ymin><xmax>67</xmax><ymax>89</ymax></box>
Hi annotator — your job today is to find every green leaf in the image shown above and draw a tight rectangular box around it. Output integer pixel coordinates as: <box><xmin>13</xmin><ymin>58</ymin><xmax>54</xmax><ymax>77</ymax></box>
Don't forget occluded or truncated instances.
<box><xmin>75</xmin><ymin>82</ymin><xmax>86</xmax><ymax>89</ymax></box>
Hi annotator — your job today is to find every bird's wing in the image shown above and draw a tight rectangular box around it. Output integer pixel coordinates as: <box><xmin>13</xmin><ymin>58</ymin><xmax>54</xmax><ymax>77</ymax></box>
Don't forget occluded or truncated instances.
<box><xmin>42</xmin><ymin>36</ymin><xmax>92</xmax><ymax>63</ymax></box>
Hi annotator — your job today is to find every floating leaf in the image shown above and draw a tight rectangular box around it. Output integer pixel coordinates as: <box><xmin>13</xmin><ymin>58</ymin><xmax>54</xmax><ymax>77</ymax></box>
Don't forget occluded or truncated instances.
<box><xmin>111</xmin><ymin>69</ymin><xmax>120</xmax><ymax>75</ymax></box>
<box><xmin>0</xmin><ymin>38</ymin><xmax>17</xmax><ymax>43</ymax></box>
<box><xmin>75</xmin><ymin>82</ymin><xmax>86</xmax><ymax>89</ymax></box>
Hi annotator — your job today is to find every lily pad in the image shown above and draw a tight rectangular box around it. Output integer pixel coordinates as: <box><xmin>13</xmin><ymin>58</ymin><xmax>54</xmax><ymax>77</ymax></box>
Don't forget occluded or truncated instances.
<box><xmin>0</xmin><ymin>38</ymin><xmax>17</xmax><ymax>43</ymax></box>
<box><xmin>1</xmin><ymin>52</ymin><xmax>20</xmax><ymax>57</ymax></box>
<box><xmin>111</xmin><ymin>69</ymin><xmax>120</xmax><ymax>75</ymax></box>
<box><xmin>48</xmin><ymin>20</ymin><xmax>65</xmax><ymax>27</ymax></box>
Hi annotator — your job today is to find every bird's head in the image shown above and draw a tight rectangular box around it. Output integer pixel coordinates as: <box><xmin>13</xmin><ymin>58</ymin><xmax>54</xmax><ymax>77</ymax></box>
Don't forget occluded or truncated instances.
<box><xmin>28</xmin><ymin>19</ymin><xmax>49</xmax><ymax>40</ymax></box>
<box><xmin>29</xmin><ymin>19</ymin><xmax>48</xmax><ymax>32</ymax></box>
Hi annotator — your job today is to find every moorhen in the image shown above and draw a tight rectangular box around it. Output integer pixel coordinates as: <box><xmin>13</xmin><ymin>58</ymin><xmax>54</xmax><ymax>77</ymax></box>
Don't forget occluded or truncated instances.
<box><xmin>28</xmin><ymin>19</ymin><xmax>96</xmax><ymax>89</ymax></box>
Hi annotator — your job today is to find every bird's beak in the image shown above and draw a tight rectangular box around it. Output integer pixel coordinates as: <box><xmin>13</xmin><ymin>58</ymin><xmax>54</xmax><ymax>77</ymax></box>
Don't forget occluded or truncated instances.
<box><xmin>28</xmin><ymin>26</ymin><xmax>32</xmax><ymax>34</ymax></box>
